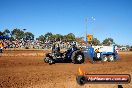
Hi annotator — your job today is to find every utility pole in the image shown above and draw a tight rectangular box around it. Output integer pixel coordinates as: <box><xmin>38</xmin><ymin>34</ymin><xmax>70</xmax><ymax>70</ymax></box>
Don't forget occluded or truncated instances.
<box><xmin>85</xmin><ymin>17</ymin><xmax>88</xmax><ymax>46</ymax></box>
<box><xmin>85</xmin><ymin>17</ymin><xmax>95</xmax><ymax>46</ymax></box>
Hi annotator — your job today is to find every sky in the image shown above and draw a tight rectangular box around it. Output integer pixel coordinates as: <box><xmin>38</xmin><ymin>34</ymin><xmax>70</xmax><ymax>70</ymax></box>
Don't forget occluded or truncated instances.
<box><xmin>0</xmin><ymin>0</ymin><xmax>132</xmax><ymax>45</ymax></box>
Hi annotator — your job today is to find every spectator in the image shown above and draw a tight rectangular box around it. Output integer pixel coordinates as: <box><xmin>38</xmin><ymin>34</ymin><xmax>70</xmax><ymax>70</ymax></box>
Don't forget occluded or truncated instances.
<box><xmin>0</xmin><ymin>40</ymin><xmax>4</xmax><ymax>53</ymax></box>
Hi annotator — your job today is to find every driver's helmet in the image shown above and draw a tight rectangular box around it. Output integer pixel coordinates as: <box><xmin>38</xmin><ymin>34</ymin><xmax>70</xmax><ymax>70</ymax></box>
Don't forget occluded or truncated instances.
<box><xmin>71</xmin><ymin>41</ymin><xmax>76</xmax><ymax>46</ymax></box>
<box><xmin>70</xmin><ymin>42</ymin><xmax>77</xmax><ymax>50</ymax></box>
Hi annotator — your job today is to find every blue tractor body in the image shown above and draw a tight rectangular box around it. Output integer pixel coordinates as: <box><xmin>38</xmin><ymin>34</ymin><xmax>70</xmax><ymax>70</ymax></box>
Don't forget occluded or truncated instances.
<box><xmin>83</xmin><ymin>45</ymin><xmax>118</xmax><ymax>63</ymax></box>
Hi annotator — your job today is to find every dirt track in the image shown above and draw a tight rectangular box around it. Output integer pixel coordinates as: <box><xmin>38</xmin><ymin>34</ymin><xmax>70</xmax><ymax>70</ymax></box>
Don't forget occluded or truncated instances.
<box><xmin>0</xmin><ymin>50</ymin><xmax>132</xmax><ymax>88</ymax></box>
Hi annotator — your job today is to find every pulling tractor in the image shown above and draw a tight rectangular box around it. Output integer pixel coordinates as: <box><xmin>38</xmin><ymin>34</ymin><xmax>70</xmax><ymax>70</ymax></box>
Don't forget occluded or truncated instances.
<box><xmin>44</xmin><ymin>45</ymin><xmax>85</xmax><ymax>65</ymax></box>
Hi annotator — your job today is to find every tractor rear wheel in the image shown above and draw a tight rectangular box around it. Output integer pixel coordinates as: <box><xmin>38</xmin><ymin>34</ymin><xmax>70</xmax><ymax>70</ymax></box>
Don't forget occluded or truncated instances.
<box><xmin>72</xmin><ymin>51</ymin><xmax>84</xmax><ymax>64</ymax></box>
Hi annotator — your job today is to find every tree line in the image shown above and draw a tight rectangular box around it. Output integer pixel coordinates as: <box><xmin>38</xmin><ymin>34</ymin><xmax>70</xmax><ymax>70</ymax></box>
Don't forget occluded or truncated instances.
<box><xmin>0</xmin><ymin>28</ymin><xmax>130</xmax><ymax>47</ymax></box>
<box><xmin>0</xmin><ymin>28</ymin><xmax>34</xmax><ymax>41</ymax></box>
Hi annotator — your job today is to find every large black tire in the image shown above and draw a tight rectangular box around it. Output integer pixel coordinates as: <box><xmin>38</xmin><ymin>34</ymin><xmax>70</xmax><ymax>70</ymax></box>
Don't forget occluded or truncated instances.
<box><xmin>48</xmin><ymin>59</ymin><xmax>55</xmax><ymax>65</ymax></box>
<box><xmin>44</xmin><ymin>57</ymin><xmax>50</xmax><ymax>63</ymax></box>
<box><xmin>71</xmin><ymin>51</ymin><xmax>84</xmax><ymax>64</ymax></box>
<box><xmin>101</xmin><ymin>55</ymin><xmax>108</xmax><ymax>62</ymax></box>
<box><xmin>44</xmin><ymin>53</ymin><xmax>52</xmax><ymax>63</ymax></box>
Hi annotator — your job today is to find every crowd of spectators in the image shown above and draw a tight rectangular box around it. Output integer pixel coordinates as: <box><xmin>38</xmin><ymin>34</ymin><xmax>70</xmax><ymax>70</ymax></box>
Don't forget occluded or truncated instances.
<box><xmin>0</xmin><ymin>39</ymin><xmax>80</xmax><ymax>50</ymax></box>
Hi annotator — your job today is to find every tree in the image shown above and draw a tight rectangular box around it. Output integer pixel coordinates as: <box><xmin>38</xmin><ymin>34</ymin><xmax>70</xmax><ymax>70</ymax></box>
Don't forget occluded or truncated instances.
<box><xmin>63</xmin><ymin>35</ymin><xmax>67</xmax><ymax>42</ymax></box>
<box><xmin>125</xmin><ymin>45</ymin><xmax>130</xmax><ymax>49</ymax></box>
<box><xmin>102</xmin><ymin>38</ymin><xmax>115</xmax><ymax>46</ymax></box>
<box><xmin>92</xmin><ymin>38</ymin><xmax>100</xmax><ymax>46</ymax></box>
<box><xmin>0</xmin><ymin>31</ymin><xmax>3</xmax><ymax>36</ymax></box>
<box><xmin>44</xmin><ymin>32</ymin><xmax>53</xmax><ymax>40</ymax></box>
<box><xmin>65</xmin><ymin>33</ymin><xmax>75</xmax><ymax>42</ymax></box>
<box><xmin>75</xmin><ymin>37</ymin><xmax>84</xmax><ymax>44</ymax></box>
<box><xmin>54</xmin><ymin>34</ymin><xmax>63</xmax><ymax>41</ymax></box>
<box><xmin>11</xmin><ymin>28</ymin><xmax>24</xmax><ymax>40</ymax></box>
<box><xmin>37</xmin><ymin>35</ymin><xmax>45</xmax><ymax>43</ymax></box>
<box><xmin>24</xmin><ymin>32</ymin><xmax>34</xmax><ymax>40</ymax></box>
<box><xmin>3</xmin><ymin>29</ymin><xmax>10</xmax><ymax>36</ymax></box>
<box><xmin>114</xmin><ymin>44</ymin><xmax>121</xmax><ymax>47</ymax></box>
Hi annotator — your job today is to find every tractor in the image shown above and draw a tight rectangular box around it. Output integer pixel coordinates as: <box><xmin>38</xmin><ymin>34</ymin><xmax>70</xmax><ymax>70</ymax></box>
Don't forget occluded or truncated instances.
<box><xmin>44</xmin><ymin>44</ymin><xmax>84</xmax><ymax>65</ymax></box>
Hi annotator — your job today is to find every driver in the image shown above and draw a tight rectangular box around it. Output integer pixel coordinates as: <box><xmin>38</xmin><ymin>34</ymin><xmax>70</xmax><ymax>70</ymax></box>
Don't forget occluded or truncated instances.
<box><xmin>70</xmin><ymin>42</ymin><xmax>78</xmax><ymax>51</ymax></box>
<box><xmin>67</xmin><ymin>42</ymin><xmax>78</xmax><ymax>53</ymax></box>
<box><xmin>52</xmin><ymin>43</ymin><xmax>56</xmax><ymax>53</ymax></box>
<box><xmin>52</xmin><ymin>43</ymin><xmax>61</xmax><ymax>57</ymax></box>
<box><xmin>56</xmin><ymin>44</ymin><xmax>60</xmax><ymax>53</ymax></box>
<box><xmin>55</xmin><ymin>44</ymin><xmax>61</xmax><ymax>57</ymax></box>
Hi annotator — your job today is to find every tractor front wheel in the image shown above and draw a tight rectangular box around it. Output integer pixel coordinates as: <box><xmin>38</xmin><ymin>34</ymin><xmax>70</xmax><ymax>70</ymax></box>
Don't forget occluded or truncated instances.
<box><xmin>44</xmin><ymin>57</ymin><xmax>50</xmax><ymax>63</ymax></box>
<box><xmin>48</xmin><ymin>59</ymin><xmax>55</xmax><ymax>65</ymax></box>
<box><xmin>108</xmin><ymin>55</ymin><xmax>115</xmax><ymax>62</ymax></box>
<box><xmin>101</xmin><ymin>55</ymin><xmax>108</xmax><ymax>62</ymax></box>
